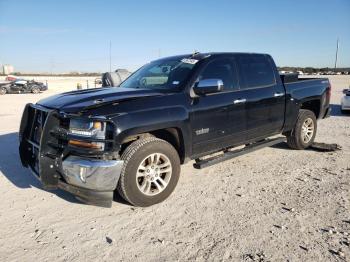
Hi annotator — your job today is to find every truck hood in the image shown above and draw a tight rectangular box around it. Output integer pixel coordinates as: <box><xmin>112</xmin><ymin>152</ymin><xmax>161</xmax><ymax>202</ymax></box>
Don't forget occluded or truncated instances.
<box><xmin>37</xmin><ymin>87</ymin><xmax>163</xmax><ymax>113</ymax></box>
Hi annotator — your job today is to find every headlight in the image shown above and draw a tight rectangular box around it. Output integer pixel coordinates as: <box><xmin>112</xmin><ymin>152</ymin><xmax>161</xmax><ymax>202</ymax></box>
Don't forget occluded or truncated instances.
<box><xmin>68</xmin><ymin>119</ymin><xmax>106</xmax><ymax>150</ymax></box>
<box><xmin>69</xmin><ymin>119</ymin><xmax>106</xmax><ymax>138</ymax></box>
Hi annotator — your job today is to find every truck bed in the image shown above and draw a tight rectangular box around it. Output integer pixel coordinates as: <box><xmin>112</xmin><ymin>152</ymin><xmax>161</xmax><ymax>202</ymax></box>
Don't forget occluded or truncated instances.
<box><xmin>281</xmin><ymin>74</ymin><xmax>331</xmax><ymax>127</ymax></box>
<box><xmin>280</xmin><ymin>73</ymin><xmax>327</xmax><ymax>84</ymax></box>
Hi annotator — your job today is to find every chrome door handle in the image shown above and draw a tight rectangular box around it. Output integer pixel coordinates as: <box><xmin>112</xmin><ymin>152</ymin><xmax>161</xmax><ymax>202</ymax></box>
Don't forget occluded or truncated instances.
<box><xmin>233</xmin><ymin>98</ymin><xmax>246</xmax><ymax>104</ymax></box>
<box><xmin>274</xmin><ymin>92</ymin><xmax>284</xmax><ymax>97</ymax></box>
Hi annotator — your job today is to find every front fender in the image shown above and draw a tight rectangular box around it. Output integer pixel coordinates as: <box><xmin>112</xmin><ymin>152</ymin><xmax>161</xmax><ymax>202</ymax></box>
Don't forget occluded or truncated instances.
<box><xmin>113</xmin><ymin>105</ymin><xmax>191</xmax><ymax>159</ymax></box>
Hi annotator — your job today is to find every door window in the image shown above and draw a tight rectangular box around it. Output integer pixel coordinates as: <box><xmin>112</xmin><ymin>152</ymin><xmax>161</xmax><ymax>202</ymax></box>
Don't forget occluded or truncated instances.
<box><xmin>238</xmin><ymin>55</ymin><xmax>275</xmax><ymax>89</ymax></box>
<box><xmin>198</xmin><ymin>58</ymin><xmax>238</xmax><ymax>91</ymax></box>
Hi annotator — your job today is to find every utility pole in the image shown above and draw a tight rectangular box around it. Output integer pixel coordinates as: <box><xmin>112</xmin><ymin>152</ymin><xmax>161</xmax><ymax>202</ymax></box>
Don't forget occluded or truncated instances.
<box><xmin>334</xmin><ymin>38</ymin><xmax>339</xmax><ymax>71</ymax></box>
<box><xmin>109</xmin><ymin>40</ymin><xmax>112</xmax><ymax>72</ymax></box>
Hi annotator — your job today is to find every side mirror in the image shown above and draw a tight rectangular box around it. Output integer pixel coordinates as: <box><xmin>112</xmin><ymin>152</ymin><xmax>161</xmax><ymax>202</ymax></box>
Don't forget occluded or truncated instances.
<box><xmin>193</xmin><ymin>79</ymin><xmax>224</xmax><ymax>95</ymax></box>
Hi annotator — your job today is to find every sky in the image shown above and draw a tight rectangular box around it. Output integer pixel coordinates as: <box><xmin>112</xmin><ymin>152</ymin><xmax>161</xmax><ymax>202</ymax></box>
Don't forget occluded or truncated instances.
<box><xmin>0</xmin><ymin>0</ymin><xmax>349</xmax><ymax>73</ymax></box>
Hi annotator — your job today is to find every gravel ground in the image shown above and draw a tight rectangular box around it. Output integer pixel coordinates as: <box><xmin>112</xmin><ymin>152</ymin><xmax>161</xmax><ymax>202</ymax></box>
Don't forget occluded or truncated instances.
<box><xmin>0</xmin><ymin>76</ymin><xmax>349</xmax><ymax>261</ymax></box>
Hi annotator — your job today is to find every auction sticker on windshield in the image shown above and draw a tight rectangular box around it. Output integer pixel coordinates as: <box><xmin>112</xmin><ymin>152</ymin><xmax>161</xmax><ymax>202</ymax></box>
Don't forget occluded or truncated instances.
<box><xmin>181</xmin><ymin>58</ymin><xmax>198</xmax><ymax>64</ymax></box>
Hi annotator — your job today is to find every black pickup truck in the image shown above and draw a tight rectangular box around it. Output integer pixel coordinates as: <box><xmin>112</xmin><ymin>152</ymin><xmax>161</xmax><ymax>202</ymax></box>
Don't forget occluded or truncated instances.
<box><xmin>19</xmin><ymin>52</ymin><xmax>331</xmax><ymax>207</ymax></box>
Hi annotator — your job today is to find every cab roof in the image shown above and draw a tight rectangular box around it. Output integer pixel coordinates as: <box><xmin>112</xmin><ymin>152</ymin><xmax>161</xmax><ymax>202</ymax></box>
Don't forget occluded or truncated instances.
<box><xmin>152</xmin><ymin>52</ymin><xmax>270</xmax><ymax>63</ymax></box>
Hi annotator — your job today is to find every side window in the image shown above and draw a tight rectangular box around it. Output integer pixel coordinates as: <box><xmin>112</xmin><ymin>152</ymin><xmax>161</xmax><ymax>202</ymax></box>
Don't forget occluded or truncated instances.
<box><xmin>198</xmin><ymin>58</ymin><xmax>238</xmax><ymax>91</ymax></box>
<box><xmin>238</xmin><ymin>55</ymin><xmax>275</xmax><ymax>89</ymax></box>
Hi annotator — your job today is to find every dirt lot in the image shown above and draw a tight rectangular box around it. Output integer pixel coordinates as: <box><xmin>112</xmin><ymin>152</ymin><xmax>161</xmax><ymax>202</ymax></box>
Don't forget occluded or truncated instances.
<box><xmin>0</xmin><ymin>76</ymin><xmax>349</xmax><ymax>261</ymax></box>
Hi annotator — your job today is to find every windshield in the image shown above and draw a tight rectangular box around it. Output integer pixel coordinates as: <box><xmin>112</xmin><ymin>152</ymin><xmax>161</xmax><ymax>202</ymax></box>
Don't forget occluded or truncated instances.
<box><xmin>120</xmin><ymin>58</ymin><xmax>197</xmax><ymax>91</ymax></box>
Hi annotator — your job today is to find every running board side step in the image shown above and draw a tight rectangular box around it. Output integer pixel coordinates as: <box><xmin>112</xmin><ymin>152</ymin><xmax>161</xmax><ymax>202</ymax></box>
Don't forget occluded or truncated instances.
<box><xmin>193</xmin><ymin>137</ymin><xmax>286</xmax><ymax>169</ymax></box>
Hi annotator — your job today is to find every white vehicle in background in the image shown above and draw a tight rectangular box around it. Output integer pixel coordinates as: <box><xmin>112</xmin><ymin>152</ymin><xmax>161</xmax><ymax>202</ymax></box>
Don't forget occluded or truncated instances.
<box><xmin>341</xmin><ymin>88</ymin><xmax>350</xmax><ymax>113</ymax></box>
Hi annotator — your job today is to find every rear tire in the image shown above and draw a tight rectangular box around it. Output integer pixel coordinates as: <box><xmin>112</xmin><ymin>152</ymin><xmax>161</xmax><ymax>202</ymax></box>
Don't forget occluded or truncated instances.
<box><xmin>117</xmin><ymin>137</ymin><xmax>180</xmax><ymax>207</ymax></box>
<box><xmin>286</xmin><ymin>109</ymin><xmax>317</xmax><ymax>149</ymax></box>
<box><xmin>0</xmin><ymin>87</ymin><xmax>6</xmax><ymax>95</ymax></box>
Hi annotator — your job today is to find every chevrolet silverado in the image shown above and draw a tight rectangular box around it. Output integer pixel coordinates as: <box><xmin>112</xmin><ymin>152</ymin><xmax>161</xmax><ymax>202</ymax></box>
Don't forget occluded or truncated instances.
<box><xmin>19</xmin><ymin>52</ymin><xmax>331</xmax><ymax>207</ymax></box>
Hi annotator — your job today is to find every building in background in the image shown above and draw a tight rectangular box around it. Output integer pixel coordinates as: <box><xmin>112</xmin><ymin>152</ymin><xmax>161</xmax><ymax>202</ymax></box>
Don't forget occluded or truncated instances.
<box><xmin>3</xmin><ymin>64</ymin><xmax>14</xmax><ymax>75</ymax></box>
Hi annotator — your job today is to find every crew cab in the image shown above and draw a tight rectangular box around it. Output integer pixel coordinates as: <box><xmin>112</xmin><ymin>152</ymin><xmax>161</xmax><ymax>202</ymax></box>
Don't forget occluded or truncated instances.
<box><xmin>19</xmin><ymin>52</ymin><xmax>331</xmax><ymax>207</ymax></box>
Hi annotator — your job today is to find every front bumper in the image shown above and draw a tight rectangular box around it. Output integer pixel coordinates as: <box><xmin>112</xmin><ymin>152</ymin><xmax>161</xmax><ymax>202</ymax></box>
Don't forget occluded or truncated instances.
<box><xmin>19</xmin><ymin>103</ymin><xmax>123</xmax><ymax>207</ymax></box>
<box><xmin>62</xmin><ymin>156</ymin><xmax>123</xmax><ymax>191</ymax></box>
<box><xmin>60</xmin><ymin>156</ymin><xmax>123</xmax><ymax>207</ymax></box>
<box><xmin>57</xmin><ymin>181</ymin><xmax>116</xmax><ymax>207</ymax></box>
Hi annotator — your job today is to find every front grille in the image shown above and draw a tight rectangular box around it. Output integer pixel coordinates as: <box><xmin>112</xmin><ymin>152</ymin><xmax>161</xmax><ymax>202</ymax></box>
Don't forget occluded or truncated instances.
<box><xmin>32</xmin><ymin>110</ymin><xmax>48</xmax><ymax>144</ymax></box>
<box><xmin>20</xmin><ymin>103</ymin><xmax>119</xmax><ymax>191</ymax></box>
<box><xmin>20</xmin><ymin>103</ymin><xmax>117</xmax><ymax>180</ymax></box>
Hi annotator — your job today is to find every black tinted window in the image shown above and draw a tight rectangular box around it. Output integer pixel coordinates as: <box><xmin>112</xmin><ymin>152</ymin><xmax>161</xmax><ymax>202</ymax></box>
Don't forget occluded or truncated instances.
<box><xmin>238</xmin><ymin>55</ymin><xmax>275</xmax><ymax>89</ymax></box>
<box><xmin>199</xmin><ymin>58</ymin><xmax>238</xmax><ymax>90</ymax></box>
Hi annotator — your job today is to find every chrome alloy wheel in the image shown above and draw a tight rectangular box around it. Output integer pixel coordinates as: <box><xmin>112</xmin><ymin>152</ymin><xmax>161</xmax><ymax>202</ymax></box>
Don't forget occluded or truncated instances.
<box><xmin>301</xmin><ymin>117</ymin><xmax>314</xmax><ymax>143</ymax></box>
<box><xmin>136</xmin><ymin>153</ymin><xmax>172</xmax><ymax>196</ymax></box>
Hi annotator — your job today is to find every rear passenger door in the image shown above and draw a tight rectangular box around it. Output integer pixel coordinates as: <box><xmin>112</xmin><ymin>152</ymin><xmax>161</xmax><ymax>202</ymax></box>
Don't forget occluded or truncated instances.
<box><xmin>236</xmin><ymin>54</ymin><xmax>285</xmax><ymax>141</ymax></box>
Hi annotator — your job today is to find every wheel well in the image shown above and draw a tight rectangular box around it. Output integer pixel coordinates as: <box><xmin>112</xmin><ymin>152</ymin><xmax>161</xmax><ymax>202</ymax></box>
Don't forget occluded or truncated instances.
<box><xmin>121</xmin><ymin>128</ymin><xmax>185</xmax><ymax>163</ymax></box>
<box><xmin>300</xmin><ymin>100</ymin><xmax>320</xmax><ymax>118</ymax></box>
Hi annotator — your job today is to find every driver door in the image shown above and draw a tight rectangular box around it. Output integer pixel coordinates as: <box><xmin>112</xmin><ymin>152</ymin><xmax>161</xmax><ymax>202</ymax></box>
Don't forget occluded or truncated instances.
<box><xmin>190</xmin><ymin>57</ymin><xmax>246</xmax><ymax>156</ymax></box>
<box><xmin>11</xmin><ymin>80</ymin><xmax>27</xmax><ymax>92</ymax></box>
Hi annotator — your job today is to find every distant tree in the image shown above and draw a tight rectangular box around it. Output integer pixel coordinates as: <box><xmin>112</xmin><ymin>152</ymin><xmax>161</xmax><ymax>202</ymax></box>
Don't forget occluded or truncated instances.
<box><xmin>304</xmin><ymin>67</ymin><xmax>315</xmax><ymax>74</ymax></box>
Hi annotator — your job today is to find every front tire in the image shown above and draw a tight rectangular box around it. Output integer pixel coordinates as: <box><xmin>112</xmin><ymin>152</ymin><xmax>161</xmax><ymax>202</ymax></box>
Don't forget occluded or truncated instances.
<box><xmin>117</xmin><ymin>137</ymin><xmax>180</xmax><ymax>207</ymax></box>
<box><xmin>0</xmin><ymin>87</ymin><xmax>7</xmax><ymax>95</ymax></box>
<box><xmin>286</xmin><ymin>109</ymin><xmax>317</xmax><ymax>149</ymax></box>
<box><xmin>31</xmin><ymin>85</ymin><xmax>40</xmax><ymax>94</ymax></box>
